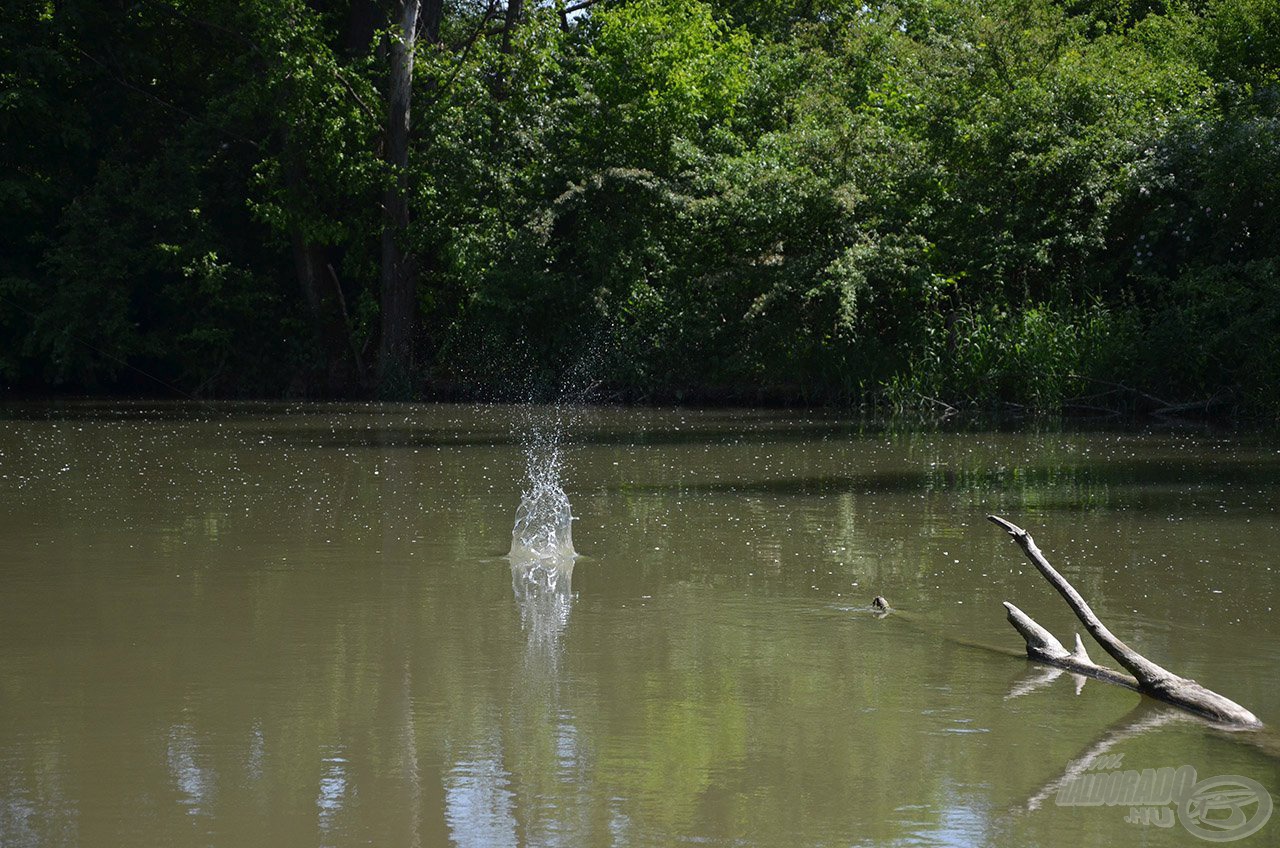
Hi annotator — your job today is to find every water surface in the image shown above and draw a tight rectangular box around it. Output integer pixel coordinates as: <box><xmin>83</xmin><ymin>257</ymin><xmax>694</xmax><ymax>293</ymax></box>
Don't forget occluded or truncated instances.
<box><xmin>1</xmin><ymin>403</ymin><xmax>1277</xmax><ymax>846</ymax></box>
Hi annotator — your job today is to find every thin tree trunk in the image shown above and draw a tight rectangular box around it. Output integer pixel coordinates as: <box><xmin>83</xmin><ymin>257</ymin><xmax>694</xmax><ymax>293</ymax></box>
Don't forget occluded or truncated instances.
<box><xmin>379</xmin><ymin>0</ymin><xmax>422</xmax><ymax>394</ymax></box>
<box><xmin>281</xmin><ymin>125</ymin><xmax>358</xmax><ymax>395</ymax></box>
<box><xmin>290</xmin><ymin>235</ymin><xmax>357</xmax><ymax>394</ymax></box>
<box><xmin>344</xmin><ymin>0</ymin><xmax>379</xmax><ymax>54</ymax></box>
<box><xmin>422</xmin><ymin>0</ymin><xmax>443</xmax><ymax>44</ymax></box>
<box><xmin>501</xmin><ymin>0</ymin><xmax>523</xmax><ymax>55</ymax></box>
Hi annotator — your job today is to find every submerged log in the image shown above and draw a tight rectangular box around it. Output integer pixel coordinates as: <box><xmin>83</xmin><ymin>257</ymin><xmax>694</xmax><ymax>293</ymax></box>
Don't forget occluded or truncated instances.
<box><xmin>988</xmin><ymin>515</ymin><xmax>1261</xmax><ymax>728</ymax></box>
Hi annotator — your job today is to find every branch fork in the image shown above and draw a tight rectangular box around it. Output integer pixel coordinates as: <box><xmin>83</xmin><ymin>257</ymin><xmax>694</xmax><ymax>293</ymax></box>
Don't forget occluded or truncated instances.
<box><xmin>988</xmin><ymin>515</ymin><xmax>1260</xmax><ymax>728</ymax></box>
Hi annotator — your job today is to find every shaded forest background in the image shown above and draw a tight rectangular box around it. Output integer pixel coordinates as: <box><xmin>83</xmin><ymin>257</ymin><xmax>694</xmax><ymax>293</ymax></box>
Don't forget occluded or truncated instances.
<box><xmin>2</xmin><ymin>0</ymin><xmax>1278</xmax><ymax>414</ymax></box>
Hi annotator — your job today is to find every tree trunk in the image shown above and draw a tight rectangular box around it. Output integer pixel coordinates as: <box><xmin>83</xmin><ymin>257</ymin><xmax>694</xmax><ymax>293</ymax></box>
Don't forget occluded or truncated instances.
<box><xmin>280</xmin><ymin>119</ymin><xmax>358</xmax><ymax>395</ymax></box>
<box><xmin>501</xmin><ymin>0</ymin><xmax>523</xmax><ymax>55</ymax></box>
<box><xmin>988</xmin><ymin>515</ymin><xmax>1261</xmax><ymax>728</ymax></box>
<box><xmin>343</xmin><ymin>0</ymin><xmax>379</xmax><ymax>54</ymax></box>
<box><xmin>422</xmin><ymin>0</ymin><xmax>443</xmax><ymax>44</ymax></box>
<box><xmin>291</xmin><ymin>234</ymin><xmax>357</xmax><ymax>394</ymax></box>
<box><xmin>379</xmin><ymin>0</ymin><xmax>422</xmax><ymax>396</ymax></box>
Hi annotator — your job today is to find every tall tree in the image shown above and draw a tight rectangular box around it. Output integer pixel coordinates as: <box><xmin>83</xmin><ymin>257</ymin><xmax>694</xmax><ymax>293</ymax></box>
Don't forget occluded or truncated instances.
<box><xmin>378</xmin><ymin>0</ymin><xmax>423</xmax><ymax>396</ymax></box>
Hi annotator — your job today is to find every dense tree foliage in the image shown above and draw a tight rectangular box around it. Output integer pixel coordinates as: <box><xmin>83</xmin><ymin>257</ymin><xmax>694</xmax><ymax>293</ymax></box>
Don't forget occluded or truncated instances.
<box><xmin>2</xmin><ymin>0</ymin><xmax>1277</xmax><ymax>413</ymax></box>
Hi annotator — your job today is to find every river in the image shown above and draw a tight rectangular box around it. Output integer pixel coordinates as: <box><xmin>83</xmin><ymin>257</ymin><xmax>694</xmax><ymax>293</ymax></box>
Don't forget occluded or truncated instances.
<box><xmin>1</xmin><ymin>402</ymin><xmax>1277</xmax><ymax>846</ymax></box>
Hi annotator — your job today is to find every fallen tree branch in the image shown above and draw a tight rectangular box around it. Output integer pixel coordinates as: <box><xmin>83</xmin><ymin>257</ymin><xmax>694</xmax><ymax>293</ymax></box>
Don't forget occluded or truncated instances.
<box><xmin>1002</xmin><ymin>602</ymin><xmax>1139</xmax><ymax>691</ymax></box>
<box><xmin>988</xmin><ymin>515</ymin><xmax>1261</xmax><ymax>728</ymax></box>
<box><xmin>1064</xmin><ymin>374</ymin><xmax>1175</xmax><ymax>410</ymax></box>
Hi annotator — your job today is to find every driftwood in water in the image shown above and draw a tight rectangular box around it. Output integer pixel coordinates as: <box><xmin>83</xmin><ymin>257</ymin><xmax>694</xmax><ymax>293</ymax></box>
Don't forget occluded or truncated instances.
<box><xmin>988</xmin><ymin>514</ymin><xmax>1261</xmax><ymax>729</ymax></box>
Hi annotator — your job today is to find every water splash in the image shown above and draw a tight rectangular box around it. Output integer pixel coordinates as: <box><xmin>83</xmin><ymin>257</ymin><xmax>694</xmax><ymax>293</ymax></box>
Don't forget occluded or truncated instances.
<box><xmin>507</xmin><ymin>403</ymin><xmax>579</xmax><ymax>646</ymax></box>
<box><xmin>508</xmin><ymin>406</ymin><xmax>576</xmax><ymax>563</ymax></box>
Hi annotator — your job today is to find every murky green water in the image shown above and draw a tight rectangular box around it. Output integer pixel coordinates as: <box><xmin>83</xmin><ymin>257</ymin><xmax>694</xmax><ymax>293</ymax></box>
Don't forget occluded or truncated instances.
<box><xmin>1</xmin><ymin>403</ymin><xmax>1278</xmax><ymax>847</ymax></box>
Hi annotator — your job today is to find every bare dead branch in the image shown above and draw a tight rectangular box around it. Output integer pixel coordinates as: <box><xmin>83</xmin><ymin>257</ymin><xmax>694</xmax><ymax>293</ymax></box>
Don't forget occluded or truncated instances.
<box><xmin>989</xmin><ymin>514</ymin><xmax>1261</xmax><ymax>728</ymax></box>
<box><xmin>333</xmin><ymin>66</ymin><xmax>379</xmax><ymax>122</ymax></box>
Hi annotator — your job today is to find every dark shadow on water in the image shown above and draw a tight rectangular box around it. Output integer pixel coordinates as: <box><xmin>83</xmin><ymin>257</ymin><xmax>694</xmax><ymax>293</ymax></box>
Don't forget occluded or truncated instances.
<box><xmin>609</xmin><ymin>460</ymin><xmax>1280</xmax><ymax>503</ymax></box>
<box><xmin>241</xmin><ymin>421</ymin><xmax>880</xmax><ymax>450</ymax></box>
